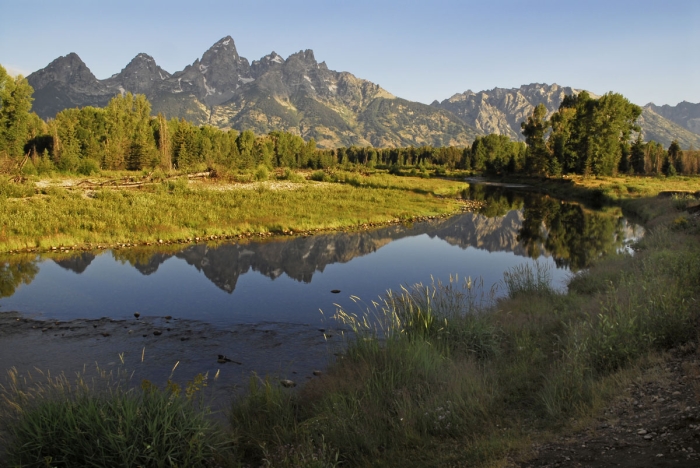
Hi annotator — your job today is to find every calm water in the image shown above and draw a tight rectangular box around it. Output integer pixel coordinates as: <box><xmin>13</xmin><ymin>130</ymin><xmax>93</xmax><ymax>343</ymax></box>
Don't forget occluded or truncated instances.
<box><xmin>1</xmin><ymin>187</ymin><xmax>643</xmax><ymax>327</ymax></box>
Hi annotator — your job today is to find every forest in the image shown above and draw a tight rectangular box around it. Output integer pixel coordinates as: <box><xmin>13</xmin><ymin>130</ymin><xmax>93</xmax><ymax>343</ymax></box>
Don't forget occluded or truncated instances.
<box><xmin>1</xmin><ymin>64</ymin><xmax>699</xmax><ymax>178</ymax></box>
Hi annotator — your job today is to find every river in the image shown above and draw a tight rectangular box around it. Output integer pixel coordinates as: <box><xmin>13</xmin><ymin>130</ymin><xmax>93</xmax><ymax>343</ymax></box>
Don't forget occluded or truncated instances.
<box><xmin>0</xmin><ymin>186</ymin><xmax>643</xmax><ymax>405</ymax></box>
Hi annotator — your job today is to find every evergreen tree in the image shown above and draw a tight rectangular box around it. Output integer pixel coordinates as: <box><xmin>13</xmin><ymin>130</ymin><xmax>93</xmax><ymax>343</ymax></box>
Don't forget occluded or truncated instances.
<box><xmin>521</xmin><ymin>104</ymin><xmax>551</xmax><ymax>176</ymax></box>
<box><xmin>668</xmin><ymin>140</ymin><xmax>683</xmax><ymax>174</ymax></box>
<box><xmin>630</xmin><ymin>135</ymin><xmax>645</xmax><ymax>174</ymax></box>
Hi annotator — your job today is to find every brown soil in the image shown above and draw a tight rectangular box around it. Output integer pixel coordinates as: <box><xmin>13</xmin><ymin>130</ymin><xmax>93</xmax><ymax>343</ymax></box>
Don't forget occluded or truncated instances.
<box><xmin>517</xmin><ymin>344</ymin><xmax>700</xmax><ymax>467</ymax></box>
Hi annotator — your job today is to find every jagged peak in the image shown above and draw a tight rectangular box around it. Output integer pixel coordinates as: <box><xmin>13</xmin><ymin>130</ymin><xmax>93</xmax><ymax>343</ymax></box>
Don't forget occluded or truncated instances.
<box><xmin>287</xmin><ymin>49</ymin><xmax>316</xmax><ymax>63</ymax></box>
<box><xmin>133</xmin><ymin>53</ymin><xmax>155</xmax><ymax>62</ymax></box>
<box><xmin>116</xmin><ymin>52</ymin><xmax>170</xmax><ymax>80</ymax></box>
<box><xmin>202</xmin><ymin>35</ymin><xmax>240</xmax><ymax>61</ymax></box>
<box><xmin>47</xmin><ymin>52</ymin><xmax>87</xmax><ymax>68</ymax></box>
<box><xmin>255</xmin><ymin>51</ymin><xmax>284</xmax><ymax>65</ymax></box>
<box><xmin>28</xmin><ymin>52</ymin><xmax>97</xmax><ymax>84</ymax></box>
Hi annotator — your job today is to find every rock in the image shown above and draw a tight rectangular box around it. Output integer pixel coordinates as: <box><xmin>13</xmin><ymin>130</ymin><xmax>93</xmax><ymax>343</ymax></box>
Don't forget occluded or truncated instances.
<box><xmin>638</xmin><ymin>429</ymin><xmax>648</xmax><ymax>435</ymax></box>
<box><xmin>164</xmin><ymin>315</ymin><xmax>172</xmax><ymax>320</ymax></box>
<box><xmin>101</xmin><ymin>332</ymin><xmax>110</xmax><ymax>337</ymax></box>
<box><xmin>153</xmin><ymin>330</ymin><xmax>162</xmax><ymax>336</ymax></box>
<box><xmin>330</xmin><ymin>289</ymin><xmax>341</xmax><ymax>294</ymax></box>
<box><xmin>217</xmin><ymin>354</ymin><xmax>241</xmax><ymax>365</ymax></box>
<box><xmin>280</xmin><ymin>379</ymin><xmax>296</xmax><ymax>388</ymax></box>
<box><xmin>313</xmin><ymin>370</ymin><xmax>322</xmax><ymax>376</ymax></box>
<box><xmin>134</xmin><ymin>312</ymin><xmax>140</xmax><ymax>318</ymax></box>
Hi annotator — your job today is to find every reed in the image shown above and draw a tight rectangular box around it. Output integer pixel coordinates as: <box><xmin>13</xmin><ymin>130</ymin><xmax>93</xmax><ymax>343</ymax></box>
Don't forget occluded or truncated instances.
<box><xmin>0</xmin><ymin>362</ymin><xmax>228</xmax><ymax>468</ymax></box>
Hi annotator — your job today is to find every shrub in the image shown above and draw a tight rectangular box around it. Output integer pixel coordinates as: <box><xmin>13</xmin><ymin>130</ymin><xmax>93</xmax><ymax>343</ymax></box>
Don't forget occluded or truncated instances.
<box><xmin>0</xmin><ymin>179</ymin><xmax>35</xmax><ymax>198</ymax></box>
<box><xmin>310</xmin><ymin>170</ymin><xmax>327</xmax><ymax>182</ymax></box>
<box><xmin>254</xmin><ymin>164</ymin><xmax>269</xmax><ymax>181</ymax></box>
<box><xmin>77</xmin><ymin>158</ymin><xmax>101</xmax><ymax>176</ymax></box>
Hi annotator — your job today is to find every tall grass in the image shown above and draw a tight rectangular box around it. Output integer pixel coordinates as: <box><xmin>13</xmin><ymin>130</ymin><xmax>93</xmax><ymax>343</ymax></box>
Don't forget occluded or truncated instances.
<box><xmin>502</xmin><ymin>261</ymin><xmax>555</xmax><ymax>298</ymax></box>
<box><xmin>0</xmin><ymin>364</ymin><xmax>227</xmax><ymax>467</ymax></box>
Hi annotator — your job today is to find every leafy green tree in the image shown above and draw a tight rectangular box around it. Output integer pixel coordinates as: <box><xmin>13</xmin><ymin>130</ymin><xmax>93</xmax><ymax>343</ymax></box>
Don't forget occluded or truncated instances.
<box><xmin>253</xmin><ymin>136</ymin><xmax>275</xmax><ymax>169</ymax></box>
<box><xmin>0</xmin><ymin>65</ymin><xmax>34</xmax><ymax>160</ymax></box>
<box><xmin>103</xmin><ymin>93</ymin><xmax>157</xmax><ymax>170</ymax></box>
<box><xmin>584</xmin><ymin>93</ymin><xmax>641</xmax><ymax>176</ymax></box>
<box><xmin>172</xmin><ymin>119</ymin><xmax>198</xmax><ymax>170</ymax></box>
<box><xmin>548</xmin><ymin>105</ymin><xmax>577</xmax><ymax>173</ymax></box>
<box><xmin>236</xmin><ymin>130</ymin><xmax>256</xmax><ymax>170</ymax></box>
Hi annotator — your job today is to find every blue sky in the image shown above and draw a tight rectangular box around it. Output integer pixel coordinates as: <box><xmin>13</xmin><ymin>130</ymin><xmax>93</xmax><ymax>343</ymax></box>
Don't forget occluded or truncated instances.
<box><xmin>1</xmin><ymin>0</ymin><xmax>698</xmax><ymax>106</ymax></box>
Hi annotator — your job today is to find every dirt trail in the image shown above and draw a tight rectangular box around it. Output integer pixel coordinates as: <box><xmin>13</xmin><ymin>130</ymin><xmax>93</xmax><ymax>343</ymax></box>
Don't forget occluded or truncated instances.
<box><xmin>517</xmin><ymin>345</ymin><xmax>700</xmax><ymax>467</ymax></box>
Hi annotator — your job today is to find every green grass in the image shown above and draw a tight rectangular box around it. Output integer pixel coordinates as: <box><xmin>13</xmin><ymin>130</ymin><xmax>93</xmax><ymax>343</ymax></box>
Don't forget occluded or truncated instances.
<box><xmin>0</xmin><ymin>366</ymin><xmax>228</xmax><ymax>468</ymax></box>
<box><xmin>0</xmin><ymin>171</ymin><xmax>469</xmax><ymax>253</ymax></box>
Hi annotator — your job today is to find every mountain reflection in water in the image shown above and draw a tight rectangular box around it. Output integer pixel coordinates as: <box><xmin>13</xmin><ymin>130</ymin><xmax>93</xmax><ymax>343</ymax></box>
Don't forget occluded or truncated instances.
<box><xmin>0</xmin><ymin>189</ymin><xmax>643</xmax><ymax>325</ymax></box>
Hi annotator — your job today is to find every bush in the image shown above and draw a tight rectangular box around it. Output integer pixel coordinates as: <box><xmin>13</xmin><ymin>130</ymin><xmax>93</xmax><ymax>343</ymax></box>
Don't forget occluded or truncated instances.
<box><xmin>0</xmin><ymin>179</ymin><xmax>35</xmax><ymax>198</ymax></box>
<box><xmin>254</xmin><ymin>164</ymin><xmax>269</xmax><ymax>181</ymax></box>
<box><xmin>278</xmin><ymin>168</ymin><xmax>305</xmax><ymax>183</ymax></box>
<box><xmin>310</xmin><ymin>170</ymin><xmax>327</xmax><ymax>182</ymax></box>
<box><xmin>77</xmin><ymin>158</ymin><xmax>101</xmax><ymax>176</ymax></box>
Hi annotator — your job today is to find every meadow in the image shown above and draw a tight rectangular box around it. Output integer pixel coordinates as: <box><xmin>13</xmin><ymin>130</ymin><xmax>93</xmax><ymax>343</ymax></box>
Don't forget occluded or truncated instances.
<box><xmin>0</xmin><ymin>170</ymin><xmax>470</xmax><ymax>253</ymax></box>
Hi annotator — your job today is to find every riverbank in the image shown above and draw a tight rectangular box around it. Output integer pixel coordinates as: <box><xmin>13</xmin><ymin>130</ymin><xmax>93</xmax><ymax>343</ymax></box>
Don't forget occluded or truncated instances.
<box><xmin>0</xmin><ymin>170</ymin><xmax>478</xmax><ymax>254</ymax></box>
<box><xmin>488</xmin><ymin>173</ymin><xmax>700</xmax><ymax>206</ymax></box>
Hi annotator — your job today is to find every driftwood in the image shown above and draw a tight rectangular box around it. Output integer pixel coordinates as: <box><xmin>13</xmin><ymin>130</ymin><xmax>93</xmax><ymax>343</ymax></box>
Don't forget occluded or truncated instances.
<box><xmin>73</xmin><ymin>171</ymin><xmax>212</xmax><ymax>189</ymax></box>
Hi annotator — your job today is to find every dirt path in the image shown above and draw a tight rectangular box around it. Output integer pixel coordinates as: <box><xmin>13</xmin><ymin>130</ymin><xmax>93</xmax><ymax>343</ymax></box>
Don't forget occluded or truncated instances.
<box><xmin>517</xmin><ymin>345</ymin><xmax>700</xmax><ymax>467</ymax></box>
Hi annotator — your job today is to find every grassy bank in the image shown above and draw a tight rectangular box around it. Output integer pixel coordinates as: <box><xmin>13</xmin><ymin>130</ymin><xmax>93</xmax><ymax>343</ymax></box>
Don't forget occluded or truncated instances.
<box><xmin>0</xmin><ymin>170</ymin><xmax>470</xmax><ymax>253</ymax></box>
<box><xmin>221</xmin><ymin>204</ymin><xmax>700</xmax><ymax>466</ymax></box>
<box><xmin>1</xmin><ymin>177</ymin><xmax>699</xmax><ymax>467</ymax></box>
<box><xmin>490</xmin><ymin>173</ymin><xmax>700</xmax><ymax>207</ymax></box>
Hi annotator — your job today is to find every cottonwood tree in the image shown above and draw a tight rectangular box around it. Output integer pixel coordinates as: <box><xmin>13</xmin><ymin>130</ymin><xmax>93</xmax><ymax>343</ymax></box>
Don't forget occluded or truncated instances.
<box><xmin>0</xmin><ymin>65</ymin><xmax>35</xmax><ymax>161</ymax></box>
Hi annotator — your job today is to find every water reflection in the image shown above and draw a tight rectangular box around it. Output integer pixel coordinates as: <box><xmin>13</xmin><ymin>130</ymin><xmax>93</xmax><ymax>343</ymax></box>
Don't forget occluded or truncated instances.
<box><xmin>0</xmin><ymin>257</ymin><xmax>38</xmax><ymax>298</ymax></box>
<box><xmin>0</xmin><ymin>188</ymin><xmax>643</xmax><ymax>304</ymax></box>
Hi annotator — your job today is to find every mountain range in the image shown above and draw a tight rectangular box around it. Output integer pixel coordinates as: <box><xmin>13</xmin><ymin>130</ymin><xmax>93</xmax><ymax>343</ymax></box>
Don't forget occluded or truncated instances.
<box><xmin>25</xmin><ymin>36</ymin><xmax>700</xmax><ymax>149</ymax></box>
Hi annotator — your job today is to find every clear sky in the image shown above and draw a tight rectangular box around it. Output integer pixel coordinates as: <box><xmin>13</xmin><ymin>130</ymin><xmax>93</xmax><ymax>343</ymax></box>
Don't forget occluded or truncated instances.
<box><xmin>1</xmin><ymin>0</ymin><xmax>697</xmax><ymax>106</ymax></box>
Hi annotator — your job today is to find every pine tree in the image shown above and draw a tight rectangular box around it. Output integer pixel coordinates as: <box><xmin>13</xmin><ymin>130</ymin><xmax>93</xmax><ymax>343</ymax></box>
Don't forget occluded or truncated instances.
<box><xmin>521</xmin><ymin>104</ymin><xmax>552</xmax><ymax>176</ymax></box>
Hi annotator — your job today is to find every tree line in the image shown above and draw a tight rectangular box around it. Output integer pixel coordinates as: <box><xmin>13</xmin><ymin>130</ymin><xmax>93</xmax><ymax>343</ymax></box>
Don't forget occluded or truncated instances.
<box><xmin>520</xmin><ymin>92</ymin><xmax>699</xmax><ymax>176</ymax></box>
<box><xmin>1</xmin><ymin>64</ymin><xmax>698</xmax><ymax>176</ymax></box>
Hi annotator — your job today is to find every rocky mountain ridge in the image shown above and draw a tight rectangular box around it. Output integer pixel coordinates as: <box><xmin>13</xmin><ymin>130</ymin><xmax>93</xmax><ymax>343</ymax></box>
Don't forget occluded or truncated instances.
<box><xmin>25</xmin><ymin>36</ymin><xmax>700</xmax><ymax>148</ymax></box>
<box><xmin>432</xmin><ymin>84</ymin><xmax>700</xmax><ymax>148</ymax></box>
